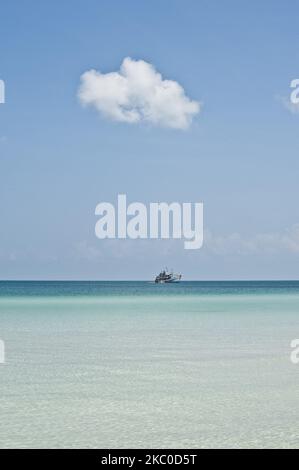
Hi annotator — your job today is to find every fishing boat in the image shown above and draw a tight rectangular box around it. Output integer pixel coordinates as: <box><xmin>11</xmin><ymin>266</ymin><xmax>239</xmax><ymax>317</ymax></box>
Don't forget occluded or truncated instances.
<box><xmin>154</xmin><ymin>268</ymin><xmax>182</xmax><ymax>284</ymax></box>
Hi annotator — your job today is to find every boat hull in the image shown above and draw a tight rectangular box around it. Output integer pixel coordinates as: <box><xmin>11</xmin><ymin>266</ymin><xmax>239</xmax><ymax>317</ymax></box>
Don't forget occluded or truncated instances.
<box><xmin>154</xmin><ymin>273</ymin><xmax>182</xmax><ymax>283</ymax></box>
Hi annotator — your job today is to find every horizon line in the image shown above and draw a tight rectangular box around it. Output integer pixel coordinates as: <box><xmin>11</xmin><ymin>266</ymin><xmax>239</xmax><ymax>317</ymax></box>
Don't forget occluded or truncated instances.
<box><xmin>1</xmin><ymin>279</ymin><xmax>299</xmax><ymax>282</ymax></box>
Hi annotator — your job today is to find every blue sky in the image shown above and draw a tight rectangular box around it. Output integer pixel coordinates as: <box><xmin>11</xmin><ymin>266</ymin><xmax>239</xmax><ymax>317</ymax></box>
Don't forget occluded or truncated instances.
<box><xmin>1</xmin><ymin>0</ymin><xmax>299</xmax><ymax>279</ymax></box>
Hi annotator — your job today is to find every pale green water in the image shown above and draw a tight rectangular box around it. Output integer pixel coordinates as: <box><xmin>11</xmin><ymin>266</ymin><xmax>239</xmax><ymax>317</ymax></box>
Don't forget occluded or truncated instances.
<box><xmin>0</xmin><ymin>281</ymin><xmax>299</xmax><ymax>448</ymax></box>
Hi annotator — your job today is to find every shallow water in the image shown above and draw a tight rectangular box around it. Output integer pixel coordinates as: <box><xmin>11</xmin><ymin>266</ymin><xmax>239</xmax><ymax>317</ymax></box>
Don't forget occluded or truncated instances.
<box><xmin>0</xmin><ymin>281</ymin><xmax>298</xmax><ymax>448</ymax></box>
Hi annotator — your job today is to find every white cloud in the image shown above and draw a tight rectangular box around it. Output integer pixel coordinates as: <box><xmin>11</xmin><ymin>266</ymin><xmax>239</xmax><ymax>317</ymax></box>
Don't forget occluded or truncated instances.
<box><xmin>205</xmin><ymin>224</ymin><xmax>299</xmax><ymax>255</ymax></box>
<box><xmin>74</xmin><ymin>241</ymin><xmax>103</xmax><ymax>260</ymax></box>
<box><xmin>78</xmin><ymin>57</ymin><xmax>200</xmax><ymax>129</ymax></box>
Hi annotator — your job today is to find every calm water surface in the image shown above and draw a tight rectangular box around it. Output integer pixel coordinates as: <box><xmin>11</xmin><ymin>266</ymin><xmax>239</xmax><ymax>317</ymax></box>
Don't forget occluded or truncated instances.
<box><xmin>0</xmin><ymin>281</ymin><xmax>298</xmax><ymax>448</ymax></box>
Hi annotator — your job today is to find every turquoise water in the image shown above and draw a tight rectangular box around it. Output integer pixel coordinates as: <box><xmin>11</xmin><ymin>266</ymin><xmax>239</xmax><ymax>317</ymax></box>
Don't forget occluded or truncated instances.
<box><xmin>0</xmin><ymin>281</ymin><xmax>299</xmax><ymax>448</ymax></box>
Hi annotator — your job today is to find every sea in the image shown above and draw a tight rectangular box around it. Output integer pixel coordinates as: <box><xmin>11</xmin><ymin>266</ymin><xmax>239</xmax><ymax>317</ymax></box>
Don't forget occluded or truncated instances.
<box><xmin>0</xmin><ymin>281</ymin><xmax>298</xmax><ymax>448</ymax></box>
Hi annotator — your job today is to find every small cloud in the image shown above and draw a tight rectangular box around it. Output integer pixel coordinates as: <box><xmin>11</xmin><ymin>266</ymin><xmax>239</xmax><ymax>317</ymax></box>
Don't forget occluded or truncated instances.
<box><xmin>205</xmin><ymin>224</ymin><xmax>299</xmax><ymax>256</ymax></box>
<box><xmin>78</xmin><ymin>57</ymin><xmax>200</xmax><ymax>129</ymax></box>
<box><xmin>74</xmin><ymin>241</ymin><xmax>103</xmax><ymax>260</ymax></box>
